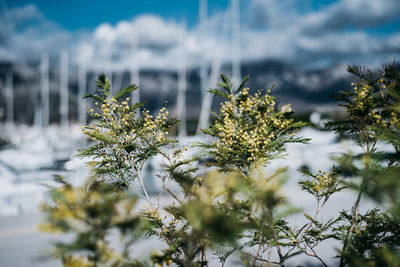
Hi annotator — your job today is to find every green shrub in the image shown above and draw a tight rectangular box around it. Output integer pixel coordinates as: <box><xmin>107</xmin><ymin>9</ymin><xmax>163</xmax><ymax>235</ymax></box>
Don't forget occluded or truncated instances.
<box><xmin>40</xmin><ymin>63</ymin><xmax>400</xmax><ymax>267</ymax></box>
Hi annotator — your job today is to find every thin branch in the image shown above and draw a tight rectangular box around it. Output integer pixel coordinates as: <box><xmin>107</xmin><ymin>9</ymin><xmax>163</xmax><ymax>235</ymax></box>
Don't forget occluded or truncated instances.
<box><xmin>305</xmin><ymin>243</ymin><xmax>328</xmax><ymax>267</ymax></box>
<box><xmin>267</xmin><ymin>208</ymin><xmax>285</xmax><ymax>267</ymax></box>
<box><xmin>156</xmin><ymin>179</ymin><xmax>166</xmax><ymax>209</ymax></box>
<box><xmin>339</xmin><ymin>130</ymin><xmax>375</xmax><ymax>267</ymax></box>
<box><xmin>137</xmin><ymin>173</ymin><xmax>151</xmax><ymax>201</ymax></box>
<box><xmin>240</xmin><ymin>251</ymin><xmax>281</xmax><ymax>266</ymax></box>
<box><xmin>128</xmin><ymin>184</ymin><xmax>146</xmax><ymax>199</ymax></box>
<box><xmin>339</xmin><ymin>184</ymin><xmax>363</xmax><ymax>267</ymax></box>
<box><xmin>296</xmin><ymin>199</ymin><xmax>323</xmax><ymax>251</ymax></box>
<box><xmin>252</xmin><ymin>234</ymin><xmax>263</xmax><ymax>267</ymax></box>
<box><xmin>134</xmin><ymin>161</ymin><xmax>154</xmax><ymax>209</ymax></box>
<box><xmin>166</xmin><ymin>188</ymin><xmax>184</xmax><ymax>205</ymax></box>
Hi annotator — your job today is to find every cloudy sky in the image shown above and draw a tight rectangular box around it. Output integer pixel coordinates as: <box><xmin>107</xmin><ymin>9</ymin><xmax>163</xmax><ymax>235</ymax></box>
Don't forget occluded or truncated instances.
<box><xmin>1</xmin><ymin>0</ymin><xmax>400</xmax><ymax>70</ymax></box>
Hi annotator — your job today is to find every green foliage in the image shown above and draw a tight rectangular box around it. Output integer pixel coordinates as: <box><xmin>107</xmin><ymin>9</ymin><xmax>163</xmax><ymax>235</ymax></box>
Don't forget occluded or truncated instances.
<box><xmin>40</xmin><ymin>176</ymin><xmax>146</xmax><ymax>267</ymax></box>
<box><xmin>200</xmin><ymin>74</ymin><xmax>309</xmax><ymax>174</ymax></box>
<box><xmin>326</xmin><ymin>63</ymin><xmax>400</xmax><ymax>267</ymax></box>
<box><xmin>40</xmin><ymin>64</ymin><xmax>400</xmax><ymax>267</ymax></box>
<box><xmin>78</xmin><ymin>74</ymin><xmax>178</xmax><ymax>189</ymax></box>
<box><xmin>299</xmin><ymin>168</ymin><xmax>345</xmax><ymax>204</ymax></box>
<box><xmin>339</xmin><ymin>208</ymin><xmax>400</xmax><ymax>266</ymax></box>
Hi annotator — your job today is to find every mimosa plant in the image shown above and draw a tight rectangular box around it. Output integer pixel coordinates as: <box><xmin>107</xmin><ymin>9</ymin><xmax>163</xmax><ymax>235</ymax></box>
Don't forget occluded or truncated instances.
<box><xmin>40</xmin><ymin>63</ymin><xmax>400</xmax><ymax>267</ymax></box>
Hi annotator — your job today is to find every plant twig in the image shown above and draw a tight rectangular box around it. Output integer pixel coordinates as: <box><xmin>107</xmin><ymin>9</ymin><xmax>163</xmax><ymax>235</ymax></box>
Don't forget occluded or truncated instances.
<box><xmin>128</xmin><ymin>184</ymin><xmax>146</xmax><ymax>199</ymax></box>
<box><xmin>267</xmin><ymin>208</ymin><xmax>285</xmax><ymax>267</ymax></box>
<box><xmin>339</xmin><ymin>183</ymin><xmax>363</xmax><ymax>267</ymax></box>
<box><xmin>240</xmin><ymin>251</ymin><xmax>281</xmax><ymax>266</ymax></box>
<box><xmin>339</xmin><ymin>138</ymin><xmax>374</xmax><ymax>267</ymax></box>
<box><xmin>134</xmin><ymin>161</ymin><xmax>154</xmax><ymax>209</ymax></box>
<box><xmin>252</xmin><ymin>234</ymin><xmax>263</xmax><ymax>267</ymax></box>
<box><xmin>166</xmin><ymin>188</ymin><xmax>183</xmax><ymax>205</ymax></box>
<box><xmin>305</xmin><ymin>243</ymin><xmax>328</xmax><ymax>267</ymax></box>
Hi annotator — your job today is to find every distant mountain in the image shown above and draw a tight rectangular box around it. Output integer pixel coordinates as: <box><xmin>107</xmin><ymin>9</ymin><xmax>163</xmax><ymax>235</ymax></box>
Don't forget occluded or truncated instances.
<box><xmin>0</xmin><ymin>59</ymin><xmax>353</xmax><ymax>124</ymax></box>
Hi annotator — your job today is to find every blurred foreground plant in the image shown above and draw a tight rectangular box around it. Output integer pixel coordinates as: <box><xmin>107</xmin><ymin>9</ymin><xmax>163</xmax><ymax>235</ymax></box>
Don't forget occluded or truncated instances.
<box><xmin>40</xmin><ymin>176</ymin><xmax>145</xmax><ymax>266</ymax></box>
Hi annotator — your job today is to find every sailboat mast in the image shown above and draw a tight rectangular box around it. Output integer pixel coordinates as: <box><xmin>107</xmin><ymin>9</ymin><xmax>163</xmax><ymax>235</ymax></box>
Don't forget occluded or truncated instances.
<box><xmin>199</xmin><ymin>0</ymin><xmax>208</xmax><ymax>101</ymax></box>
<box><xmin>78</xmin><ymin>61</ymin><xmax>87</xmax><ymax>123</ymax></box>
<box><xmin>177</xmin><ymin>20</ymin><xmax>187</xmax><ymax>137</ymax></box>
<box><xmin>231</xmin><ymin>0</ymin><xmax>241</xmax><ymax>85</ymax></box>
<box><xmin>60</xmin><ymin>50</ymin><xmax>69</xmax><ymax>127</ymax></box>
<box><xmin>196</xmin><ymin>3</ymin><xmax>231</xmax><ymax>135</ymax></box>
<box><xmin>130</xmin><ymin>33</ymin><xmax>140</xmax><ymax>106</ymax></box>
<box><xmin>41</xmin><ymin>54</ymin><xmax>49</xmax><ymax>127</ymax></box>
<box><xmin>5</xmin><ymin>72</ymin><xmax>13</xmax><ymax>126</ymax></box>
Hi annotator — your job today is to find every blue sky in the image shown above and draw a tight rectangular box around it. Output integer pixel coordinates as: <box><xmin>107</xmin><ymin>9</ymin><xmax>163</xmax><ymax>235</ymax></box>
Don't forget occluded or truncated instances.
<box><xmin>4</xmin><ymin>0</ymin><xmax>230</xmax><ymax>30</ymax></box>
<box><xmin>6</xmin><ymin>0</ymin><xmax>398</xmax><ymax>34</ymax></box>
<box><xmin>1</xmin><ymin>0</ymin><xmax>400</xmax><ymax>69</ymax></box>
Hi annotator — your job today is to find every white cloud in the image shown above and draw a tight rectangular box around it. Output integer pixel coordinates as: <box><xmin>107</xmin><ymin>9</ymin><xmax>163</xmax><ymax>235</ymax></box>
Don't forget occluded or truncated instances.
<box><xmin>0</xmin><ymin>1</ymin><xmax>399</xmax><ymax>69</ymax></box>
<box><xmin>239</xmin><ymin>0</ymin><xmax>400</xmax><ymax>66</ymax></box>
<box><xmin>0</xmin><ymin>4</ymin><xmax>73</xmax><ymax>61</ymax></box>
<box><xmin>3</xmin><ymin>4</ymin><xmax>44</xmax><ymax>24</ymax></box>
<box><xmin>300</xmin><ymin>0</ymin><xmax>400</xmax><ymax>35</ymax></box>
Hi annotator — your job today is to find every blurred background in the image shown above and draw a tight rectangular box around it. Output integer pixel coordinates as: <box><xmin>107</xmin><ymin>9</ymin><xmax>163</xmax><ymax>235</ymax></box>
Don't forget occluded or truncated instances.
<box><xmin>0</xmin><ymin>0</ymin><xmax>399</xmax><ymax>266</ymax></box>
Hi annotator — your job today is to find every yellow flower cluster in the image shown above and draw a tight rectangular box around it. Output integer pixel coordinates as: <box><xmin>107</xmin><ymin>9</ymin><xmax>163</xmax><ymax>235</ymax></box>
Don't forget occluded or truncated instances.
<box><xmin>82</xmin><ymin>96</ymin><xmax>172</xmax><ymax>149</ymax></box>
<box><xmin>389</xmin><ymin>111</ymin><xmax>400</xmax><ymax>128</ymax></box>
<box><xmin>103</xmin><ymin>97</ymin><xmax>132</xmax><ymax>132</ymax></box>
<box><xmin>39</xmin><ymin>186</ymin><xmax>86</xmax><ymax>226</ymax></box>
<box><xmin>193</xmin><ymin>171</ymin><xmax>240</xmax><ymax>204</ymax></box>
<box><xmin>62</xmin><ymin>255</ymin><xmax>92</xmax><ymax>267</ymax></box>
<box><xmin>151</xmin><ymin>249</ymin><xmax>173</xmax><ymax>266</ymax></box>
<box><xmin>83</xmin><ymin>96</ymin><xmax>136</xmax><ymax>141</ymax></box>
<box><xmin>145</xmin><ymin>205</ymin><xmax>183</xmax><ymax>258</ymax></box>
<box><xmin>215</xmin><ymin>88</ymin><xmax>295</xmax><ymax>162</ymax></box>
<box><xmin>349</xmin><ymin>81</ymin><xmax>374</xmax><ymax>114</ymax></box>
<box><xmin>142</xmin><ymin>107</ymin><xmax>170</xmax><ymax>143</ymax></box>
<box><xmin>347</xmin><ymin>79</ymin><xmax>396</xmax><ymax>132</ymax></box>
<box><xmin>349</xmin><ymin>78</ymin><xmax>400</xmax><ymax>130</ymax></box>
<box><xmin>146</xmin><ymin>207</ymin><xmax>162</xmax><ymax>221</ymax></box>
<box><xmin>379</xmin><ymin>79</ymin><xmax>399</xmax><ymax>129</ymax></box>
<box><xmin>40</xmin><ymin>181</ymin><xmax>138</xmax><ymax>266</ymax></box>
<box><xmin>309</xmin><ymin>171</ymin><xmax>337</xmax><ymax>195</ymax></box>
